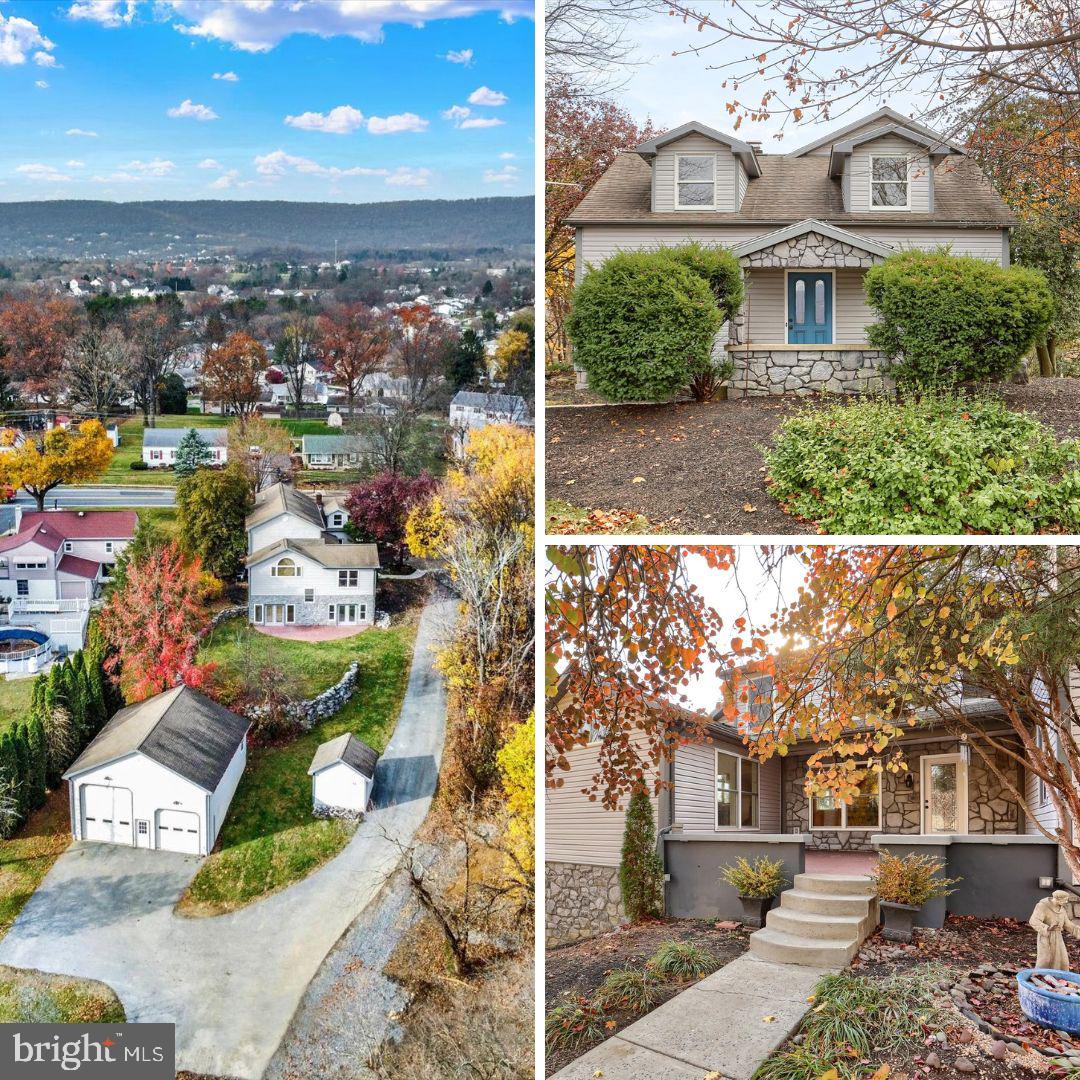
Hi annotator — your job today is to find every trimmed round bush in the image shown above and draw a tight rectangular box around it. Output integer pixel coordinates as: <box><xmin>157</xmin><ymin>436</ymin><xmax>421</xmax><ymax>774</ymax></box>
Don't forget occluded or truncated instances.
<box><xmin>129</xmin><ymin>459</ymin><xmax>149</xmax><ymax>471</ymax></box>
<box><xmin>764</xmin><ymin>394</ymin><xmax>1080</xmax><ymax>534</ymax></box>
<box><xmin>657</xmin><ymin>241</ymin><xmax>743</xmax><ymax>320</ymax></box>
<box><xmin>864</xmin><ymin>249</ymin><xmax>1054</xmax><ymax>386</ymax></box>
<box><xmin>566</xmin><ymin>249</ymin><xmax>724</xmax><ymax>402</ymax></box>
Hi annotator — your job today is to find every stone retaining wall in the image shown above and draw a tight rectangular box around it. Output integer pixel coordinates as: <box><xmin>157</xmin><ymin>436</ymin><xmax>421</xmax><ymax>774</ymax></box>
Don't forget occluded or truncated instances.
<box><xmin>546</xmin><ymin>862</ymin><xmax>624</xmax><ymax>947</ymax></box>
<box><xmin>729</xmin><ymin>348</ymin><xmax>890</xmax><ymax>396</ymax></box>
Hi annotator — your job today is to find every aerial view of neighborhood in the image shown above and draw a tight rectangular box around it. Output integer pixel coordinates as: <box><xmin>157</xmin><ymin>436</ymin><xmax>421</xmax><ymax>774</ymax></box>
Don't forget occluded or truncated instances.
<box><xmin>0</xmin><ymin>1</ymin><xmax>535</xmax><ymax>1077</ymax></box>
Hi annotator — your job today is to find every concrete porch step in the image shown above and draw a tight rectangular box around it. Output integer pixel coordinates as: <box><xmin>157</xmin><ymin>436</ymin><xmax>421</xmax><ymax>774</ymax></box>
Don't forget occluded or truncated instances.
<box><xmin>781</xmin><ymin>888</ymin><xmax>877</xmax><ymax>917</ymax></box>
<box><xmin>793</xmin><ymin>872</ymin><xmax>875</xmax><ymax>897</ymax></box>
<box><xmin>748</xmin><ymin>926</ymin><xmax>861</xmax><ymax>968</ymax></box>
<box><xmin>765</xmin><ymin>907</ymin><xmax>868</xmax><ymax>941</ymax></box>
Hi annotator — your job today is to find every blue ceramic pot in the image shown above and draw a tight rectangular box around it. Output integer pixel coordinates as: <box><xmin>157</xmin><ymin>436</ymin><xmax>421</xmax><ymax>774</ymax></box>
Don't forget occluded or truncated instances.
<box><xmin>1017</xmin><ymin>968</ymin><xmax>1080</xmax><ymax>1035</ymax></box>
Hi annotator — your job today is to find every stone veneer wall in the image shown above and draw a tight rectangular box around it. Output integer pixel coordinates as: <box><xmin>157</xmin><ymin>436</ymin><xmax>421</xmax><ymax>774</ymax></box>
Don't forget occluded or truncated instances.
<box><xmin>783</xmin><ymin>738</ymin><xmax>1024</xmax><ymax>852</ymax></box>
<box><xmin>729</xmin><ymin>348</ymin><xmax>889</xmax><ymax>396</ymax></box>
<box><xmin>546</xmin><ymin>862</ymin><xmax>624</xmax><ymax>947</ymax></box>
<box><xmin>739</xmin><ymin>231</ymin><xmax>885</xmax><ymax>270</ymax></box>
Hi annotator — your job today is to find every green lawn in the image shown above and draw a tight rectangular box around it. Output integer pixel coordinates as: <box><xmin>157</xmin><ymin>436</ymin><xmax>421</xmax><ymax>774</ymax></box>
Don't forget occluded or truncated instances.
<box><xmin>0</xmin><ymin>678</ymin><xmax>35</xmax><ymax>738</ymax></box>
<box><xmin>178</xmin><ymin>619</ymin><xmax>416</xmax><ymax>916</ymax></box>
<box><xmin>93</xmin><ymin>414</ymin><xmax>230</xmax><ymax>487</ymax></box>
<box><xmin>0</xmin><ymin>790</ymin><xmax>70</xmax><ymax>942</ymax></box>
<box><xmin>0</xmin><ymin>964</ymin><xmax>125</xmax><ymax>1023</ymax></box>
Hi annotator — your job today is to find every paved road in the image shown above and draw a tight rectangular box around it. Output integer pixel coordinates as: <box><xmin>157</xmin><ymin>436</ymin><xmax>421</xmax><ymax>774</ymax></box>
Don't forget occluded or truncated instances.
<box><xmin>0</xmin><ymin>592</ymin><xmax>453</xmax><ymax>1079</ymax></box>
<box><xmin>13</xmin><ymin>485</ymin><xmax>176</xmax><ymax>508</ymax></box>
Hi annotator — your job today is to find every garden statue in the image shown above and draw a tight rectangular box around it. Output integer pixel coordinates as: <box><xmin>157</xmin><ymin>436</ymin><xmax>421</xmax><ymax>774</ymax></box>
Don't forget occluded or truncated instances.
<box><xmin>1030</xmin><ymin>891</ymin><xmax>1080</xmax><ymax>971</ymax></box>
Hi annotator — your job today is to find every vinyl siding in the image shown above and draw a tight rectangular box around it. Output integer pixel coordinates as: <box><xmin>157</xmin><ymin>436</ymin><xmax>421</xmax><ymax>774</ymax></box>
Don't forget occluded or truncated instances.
<box><xmin>848</xmin><ymin>135</ymin><xmax>932</xmax><ymax>213</ymax></box>
<box><xmin>736</xmin><ymin>160</ymin><xmax>749</xmax><ymax>210</ymax></box>
<box><xmin>835</xmin><ymin>269</ymin><xmax>875</xmax><ymax>344</ymax></box>
<box><xmin>652</xmin><ymin>135</ymin><xmax>739</xmax><ymax>213</ymax></box>
<box><xmin>672</xmin><ymin>740</ymin><xmax>781</xmax><ymax>833</ymax></box>
<box><xmin>859</xmin><ymin>226</ymin><xmax>1007</xmax><ymax>263</ymax></box>
<box><xmin>801</xmin><ymin>117</ymin><xmax>908</xmax><ymax>156</ymax></box>
<box><xmin>546</xmin><ymin>735</ymin><xmax>659</xmax><ymax>867</ymax></box>
<box><xmin>742</xmin><ymin>268</ymin><xmax>873</xmax><ymax>344</ymax></box>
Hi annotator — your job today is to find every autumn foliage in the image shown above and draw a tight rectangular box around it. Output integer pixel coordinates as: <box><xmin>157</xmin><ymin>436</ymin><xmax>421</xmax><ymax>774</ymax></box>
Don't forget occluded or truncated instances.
<box><xmin>201</xmin><ymin>332</ymin><xmax>269</xmax><ymax>425</ymax></box>
<box><xmin>0</xmin><ymin>419</ymin><xmax>114</xmax><ymax>510</ymax></box>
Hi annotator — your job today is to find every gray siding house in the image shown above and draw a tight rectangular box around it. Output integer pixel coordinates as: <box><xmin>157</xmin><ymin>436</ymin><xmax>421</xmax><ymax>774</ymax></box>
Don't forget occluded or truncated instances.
<box><xmin>547</xmin><ymin>687</ymin><xmax>1072</xmax><ymax>947</ymax></box>
<box><xmin>568</xmin><ymin>107</ymin><xmax>1017</xmax><ymax>396</ymax></box>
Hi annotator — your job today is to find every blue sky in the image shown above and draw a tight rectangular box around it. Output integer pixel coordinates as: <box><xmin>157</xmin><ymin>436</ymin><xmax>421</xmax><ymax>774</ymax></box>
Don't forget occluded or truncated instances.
<box><xmin>0</xmin><ymin>0</ymin><xmax>534</xmax><ymax>202</ymax></box>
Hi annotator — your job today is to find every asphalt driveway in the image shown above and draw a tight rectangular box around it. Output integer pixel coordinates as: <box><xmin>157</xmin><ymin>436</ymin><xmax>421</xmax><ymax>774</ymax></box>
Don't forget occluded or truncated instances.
<box><xmin>0</xmin><ymin>592</ymin><xmax>453</xmax><ymax>1080</ymax></box>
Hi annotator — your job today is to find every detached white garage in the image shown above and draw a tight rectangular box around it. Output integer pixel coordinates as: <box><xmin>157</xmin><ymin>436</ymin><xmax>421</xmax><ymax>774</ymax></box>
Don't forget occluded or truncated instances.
<box><xmin>64</xmin><ymin>685</ymin><xmax>250</xmax><ymax>856</ymax></box>
<box><xmin>308</xmin><ymin>732</ymin><xmax>379</xmax><ymax>816</ymax></box>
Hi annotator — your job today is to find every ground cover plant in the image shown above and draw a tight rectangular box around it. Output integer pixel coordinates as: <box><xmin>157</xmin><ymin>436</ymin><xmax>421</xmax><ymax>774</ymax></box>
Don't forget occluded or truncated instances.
<box><xmin>765</xmin><ymin>393</ymin><xmax>1080</xmax><ymax>534</ymax></box>
<box><xmin>0</xmin><ymin>965</ymin><xmax>124</xmax><ymax>1024</ymax></box>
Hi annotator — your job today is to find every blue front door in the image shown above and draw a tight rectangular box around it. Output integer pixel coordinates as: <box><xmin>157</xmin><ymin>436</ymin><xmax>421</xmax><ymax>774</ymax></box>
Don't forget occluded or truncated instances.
<box><xmin>787</xmin><ymin>272</ymin><xmax>833</xmax><ymax>344</ymax></box>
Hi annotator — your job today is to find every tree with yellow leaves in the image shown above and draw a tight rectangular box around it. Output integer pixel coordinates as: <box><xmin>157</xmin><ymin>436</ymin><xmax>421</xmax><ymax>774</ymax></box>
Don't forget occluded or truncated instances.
<box><xmin>0</xmin><ymin>420</ymin><xmax>113</xmax><ymax>509</ymax></box>
<box><xmin>492</xmin><ymin>328</ymin><xmax>530</xmax><ymax>384</ymax></box>
<box><xmin>497</xmin><ymin>712</ymin><xmax>534</xmax><ymax>878</ymax></box>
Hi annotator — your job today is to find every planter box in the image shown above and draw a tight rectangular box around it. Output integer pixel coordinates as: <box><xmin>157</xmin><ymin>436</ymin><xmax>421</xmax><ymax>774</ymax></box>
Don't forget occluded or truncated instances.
<box><xmin>1017</xmin><ymin>969</ymin><xmax>1080</xmax><ymax>1035</ymax></box>
<box><xmin>738</xmin><ymin>894</ymin><xmax>773</xmax><ymax>929</ymax></box>
<box><xmin>880</xmin><ymin>900</ymin><xmax>920</xmax><ymax>942</ymax></box>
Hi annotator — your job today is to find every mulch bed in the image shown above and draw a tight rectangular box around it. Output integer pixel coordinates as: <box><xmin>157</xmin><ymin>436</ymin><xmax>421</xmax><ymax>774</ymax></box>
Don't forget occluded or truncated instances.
<box><xmin>545</xmin><ymin>378</ymin><xmax>1080</xmax><ymax>536</ymax></box>
<box><xmin>544</xmin><ymin>918</ymin><xmax>750</xmax><ymax>1076</ymax></box>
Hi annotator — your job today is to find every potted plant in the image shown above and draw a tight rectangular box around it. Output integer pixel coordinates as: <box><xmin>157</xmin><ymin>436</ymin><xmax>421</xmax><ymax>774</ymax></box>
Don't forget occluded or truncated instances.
<box><xmin>873</xmin><ymin>852</ymin><xmax>961</xmax><ymax>942</ymax></box>
<box><xmin>720</xmin><ymin>855</ymin><xmax>788</xmax><ymax>927</ymax></box>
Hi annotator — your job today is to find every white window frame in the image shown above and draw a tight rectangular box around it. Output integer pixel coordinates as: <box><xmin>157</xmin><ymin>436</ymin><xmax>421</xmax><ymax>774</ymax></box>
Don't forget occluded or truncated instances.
<box><xmin>809</xmin><ymin>760</ymin><xmax>882</xmax><ymax>831</ymax></box>
<box><xmin>869</xmin><ymin>154</ymin><xmax>910</xmax><ymax>210</ymax></box>
<box><xmin>16</xmin><ymin>580</ymin><xmax>28</xmax><ymax>596</ymax></box>
<box><xmin>104</xmin><ymin>541</ymin><xmax>113</xmax><ymax>554</ymax></box>
<box><xmin>359</xmin><ymin>603</ymin><xmax>367</xmax><ymax>621</ymax></box>
<box><xmin>304</xmin><ymin>588</ymin><xmax>314</xmax><ymax>602</ymax></box>
<box><xmin>338</xmin><ymin>569</ymin><xmax>360</xmax><ymax>588</ymax></box>
<box><xmin>715</xmin><ymin>748</ymin><xmax>761</xmax><ymax>831</ymax></box>
<box><xmin>330</xmin><ymin>513</ymin><xmax>344</xmax><ymax>527</ymax></box>
<box><xmin>253</xmin><ymin>603</ymin><xmax>264</xmax><ymax>623</ymax></box>
<box><xmin>675</xmin><ymin>153</ymin><xmax>716</xmax><ymax>210</ymax></box>
<box><xmin>64</xmin><ymin>541</ymin><xmax>73</xmax><ymax>553</ymax></box>
<box><xmin>920</xmin><ymin>752</ymin><xmax>969</xmax><ymax>835</ymax></box>
<box><xmin>271</xmin><ymin>557</ymin><xmax>301</xmax><ymax>578</ymax></box>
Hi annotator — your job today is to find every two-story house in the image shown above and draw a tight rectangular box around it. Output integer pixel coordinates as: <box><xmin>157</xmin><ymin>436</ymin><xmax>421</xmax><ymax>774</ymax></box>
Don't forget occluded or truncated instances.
<box><xmin>568</xmin><ymin>106</ymin><xmax>1017</xmax><ymax>395</ymax></box>
<box><xmin>448</xmin><ymin>392</ymin><xmax>531</xmax><ymax>452</ymax></box>
<box><xmin>245</xmin><ymin>483</ymin><xmax>378</xmax><ymax>629</ymax></box>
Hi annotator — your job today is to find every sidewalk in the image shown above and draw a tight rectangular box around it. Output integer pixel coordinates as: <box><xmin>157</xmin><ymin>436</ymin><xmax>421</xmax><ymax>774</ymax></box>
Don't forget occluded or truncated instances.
<box><xmin>551</xmin><ymin>953</ymin><xmax>830</xmax><ymax>1080</ymax></box>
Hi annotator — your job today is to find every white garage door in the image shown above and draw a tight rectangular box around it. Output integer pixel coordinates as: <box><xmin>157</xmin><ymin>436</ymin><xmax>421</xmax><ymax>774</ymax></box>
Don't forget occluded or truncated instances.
<box><xmin>155</xmin><ymin>809</ymin><xmax>201</xmax><ymax>854</ymax></box>
<box><xmin>80</xmin><ymin>785</ymin><xmax>134</xmax><ymax>846</ymax></box>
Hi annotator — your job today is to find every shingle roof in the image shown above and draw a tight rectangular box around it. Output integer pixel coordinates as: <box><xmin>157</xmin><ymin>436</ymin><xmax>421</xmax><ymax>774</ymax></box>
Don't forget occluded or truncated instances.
<box><xmin>308</xmin><ymin>732</ymin><xmax>379</xmax><ymax>779</ymax></box>
<box><xmin>246</xmin><ymin>536</ymin><xmax>380</xmax><ymax>570</ymax></box>
<box><xmin>301</xmin><ymin>434</ymin><xmax>366</xmax><ymax>454</ymax></box>
<box><xmin>19</xmin><ymin>510</ymin><xmax>137</xmax><ymax>540</ymax></box>
<box><xmin>63</xmin><ymin>686</ymin><xmax>250</xmax><ymax>792</ymax></box>
<box><xmin>450</xmin><ymin>391</ymin><xmax>528</xmax><ymax>414</ymax></box>
<box><xmin>143</xmin><ymin>426</ymin><xmax>229</xmax><ymax>448</ymax></box>
<box><xmin>566</xmin><ymin>152</ymin><xmax>1017</xmax><ymax>227</ymax></box>
<box><xmin>246</xmin><ymin>482</ymin><xmax>325</xmax><ymax>531</ymax></box>
<box><xmin>57</xmin><ymin>554</ymin><xmax>100</xmax><ymax>578</ymax></box>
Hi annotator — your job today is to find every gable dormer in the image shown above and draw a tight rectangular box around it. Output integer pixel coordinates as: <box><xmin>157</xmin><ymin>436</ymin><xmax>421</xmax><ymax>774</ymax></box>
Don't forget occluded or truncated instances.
<box><xmin>635</xmin><ymin>122</ymin><xmax>761</xmax><ymax>213</ymax></box>
<box><xmin>788</xmin><ymin>107</ymin><xmax>965</xmax><ymax>214</ymax></box>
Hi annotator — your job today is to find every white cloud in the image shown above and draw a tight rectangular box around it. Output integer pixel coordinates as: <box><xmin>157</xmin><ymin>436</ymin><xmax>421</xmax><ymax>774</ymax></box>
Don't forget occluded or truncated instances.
<box><xmin>67</xmin><ymin>160</ymin><xmax>85</xmax><ymax>168</ymax></box>
<box><xmin>461</xmin><ymin>116</ymin><xmax>505</xmax><ymax>129</ymax></box>
<box><xmin>33</xmin><ymin>52</ymin><xmax>58</xmax><ymax>68</ymax></box>
<box><xmin>198</xmin><ymin>158</ymin><xmax>222</xmax><ymax>169</ymax></box>
<box><xmin>16</xmin><ymin>163</ymin><xmax>70</xmax><ymax>183</ymax></box>
<box><xmin>444</xmin><ymin>48</ymin><xmax>473</xmax><ymax>66</ymax></box>
<box><xmin>118</xmin><ymin>158</ymin><xmax>177</xmax><ymax>177</ymax></box>
<box><xmin>167</xmin><ymin>99</ymin><xmax>218</xmax><ymax>121</ymax></box>
<box><xmin>499</xmin><ymin>151</ymin><xmax>516</xmax><ymax>159</ymax></box>
<box><xmin>35</xmin><ymin>79</ymin><xmax>48</xmax><ymax>89</ymax></box>
<box><xmin>367</xmin><ymin>112</ymin><xmax>428</xmax><ymax>135</ymax></box>
<box><xmin>284</xmin><ymin>104</ymin><xmax>364</xmax><ymax>135</ymax></box>
<box><xmin>160</xmin><ymin>1</ymin><xmax>533</xmax><ymax>53</ymax></box>
<box><xmin>385</xmin><ymin>167</ymin><xmax>432</xmax><ymax>188</ymax></box>
<box><xmin>209</xmin><ymin>169</ymin><xmax>240</xmax><ymax>190</ymax></box>
<box><xmin>484</xmin><ymin>164</ymin><xmax>519</xmax><ymax>184</ymax></box>
<box><xmin>442</xmin><ymin>105</ymin><xmax>471</xmax><ymax>124</ymax></box>
<box><xmin>0</xmin><ymin>14</ymin><xmax>56</xmax><ymax>67</ymax></box>
<box><xmin>66</xmin><ymin>128</ymin><xmax>99</xmax><ymax>137</ymax></box>
<box><xmin>67</xmin><ymin>1</ymin><xmax>136</xmax><ymax>27</ymax></box>
<box><xmin>253</xmin><ymin>149</ymin><xmax>389</xmax><ymax>180</ymax></box>
<box><xmin>212</xmin><ymin>71</ymin><xmax>239</xmax><ymax>81</ymax></box>
<box><xmin>468</xmin><ymin>85</ymin><xmax>507</xmax><ymax>107</ymax></box>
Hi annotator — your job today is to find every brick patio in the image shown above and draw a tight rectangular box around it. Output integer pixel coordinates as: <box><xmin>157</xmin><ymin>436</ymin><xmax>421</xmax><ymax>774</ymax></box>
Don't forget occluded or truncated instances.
<box><xmin>253</xmin><ymin>624</ymin><xmax>369</xmax><ymax>643</ymax></box>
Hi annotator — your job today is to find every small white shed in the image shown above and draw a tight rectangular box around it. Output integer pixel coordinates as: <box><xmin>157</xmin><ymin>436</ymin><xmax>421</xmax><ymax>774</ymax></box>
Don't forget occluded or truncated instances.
<box><xmin>63</xmin><ymin>685</ymin><xmax>250</xmax><ymax>856</ymax></box>
<box><xmin>308</xmin><ymin>732</ymin><xmax>379</xmax><ymax>815</ymax></box>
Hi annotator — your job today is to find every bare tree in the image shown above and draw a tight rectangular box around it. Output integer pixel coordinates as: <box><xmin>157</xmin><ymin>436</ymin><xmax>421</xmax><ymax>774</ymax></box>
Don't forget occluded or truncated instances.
<box><xmin>227</xmin><ymin>416</ymin><xmax>295</xmax><ymax>493</ymax></box>
<box><xmin>128</xmin><ymin>300</ymin><xmax>187</xmax><ymax>428</ymax></box>
<box><xmin>275</xmin><ymin>311</ymin><xmax>317</xmax><ymax>419</ymax></box>
<box><xmin>546</xmin><ymin>0</ymin><xmax>660</xmax><ymax>92</ymax></box>
<box><xmin>64</xmin><ymin>325</ymin><xmax>134</xmax><ymax>420</ymax></box>
<box><xmin>358</xmin><ymin>404</ymin><xmax>434</xmax><ymax>476</ymax></box>
<box><xmin>394</xmin><ymin>306</ymin><xmax>453</xmax><ymax>412</ymax></box>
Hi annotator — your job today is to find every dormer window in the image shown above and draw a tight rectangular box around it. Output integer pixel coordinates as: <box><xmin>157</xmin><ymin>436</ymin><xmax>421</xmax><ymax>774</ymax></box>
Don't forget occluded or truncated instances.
<box><xmin>676</xmin><ymin>154</ymin><xmax>715</xmax><ymax>209</ymax></box>
<box><xmin>870</xmin><ymin>155</ymin><xmax>909</xmax><ymax>208</ymax></box>
<box><xmin>271</xmin><ymin>557</ymin><xmax>300</xmax><ymax>577</ymax></box>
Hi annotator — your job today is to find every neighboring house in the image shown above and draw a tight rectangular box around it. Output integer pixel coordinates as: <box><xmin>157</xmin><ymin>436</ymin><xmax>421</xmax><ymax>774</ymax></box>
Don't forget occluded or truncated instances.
<box><xmin>308</xmin><ymin>732</ymin><xmax>379</xmax><ymax>816</ymax></box>
<box><xmin>142</xmin><ymin>426</ymin><xmax>229</xmax><ymax>467</ymax></box>
<box><xmin>300</xmin><ymin>434</ymin><xmax>366</xmax><ymax>470</ymax></box>
<box><xmin>547</xmin><ymin>679</ymin><xmax>1070</xmax><ymax>946</ymax></box>
<box><xmin>63</xmin><ymin>685</ymin><xmax>250</xmax><ymax>856</ymax></box>
<box><xmin>568</xmin><ymin>106</ymin><xmax>1017</xmax><ymax>395</ymax></box>
<box><xmin>245</xmin><ymin>482</ymin><xmax>379</xmax><ymax>629</ymax></box>
<box><xmin>448</xmin><ymin>391</ymin><xmax>530</xmax><ymax>450</ymax></box>
<box><xmin>358</xmin><ymin>372</ymin><xmax>411</xmax><ymax>404</ymax></box>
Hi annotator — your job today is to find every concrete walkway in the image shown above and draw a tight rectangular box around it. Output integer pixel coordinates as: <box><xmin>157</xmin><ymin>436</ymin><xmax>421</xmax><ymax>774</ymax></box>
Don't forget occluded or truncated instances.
<box><xmin>0</xmin><ymin>592</ymin><xmax>454</xmax><ymax>1080</ymax></box>
<box><xmin>551</xmin><ymin>953</ymin><xmax>831</xmax><ymax>1080</ymax></box>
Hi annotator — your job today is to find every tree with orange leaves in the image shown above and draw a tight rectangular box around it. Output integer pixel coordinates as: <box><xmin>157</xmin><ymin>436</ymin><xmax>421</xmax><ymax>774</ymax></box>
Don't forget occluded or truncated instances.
<box><xmin>201</xmin><ymin>331</ymin><xmax>268</xmax><ymax>428</ymax></box>
<box><xmin>394</xmin><ymin>305</ymin><xmax>455</xmax><ymax>411</ymax></box>
<box><xmin>0</xmin><ymin>419</ymin><xmax>113</xmax><ymax>510</ymax></box>
<box><xmin>0</xmin><ymin>296</ymin><xmax>82</xmax><ymax>404</ymax></box>
<box><xmin>316</xmin><ymin>303</ymin><xmax>392</xmax><ymax>417</ymax></box>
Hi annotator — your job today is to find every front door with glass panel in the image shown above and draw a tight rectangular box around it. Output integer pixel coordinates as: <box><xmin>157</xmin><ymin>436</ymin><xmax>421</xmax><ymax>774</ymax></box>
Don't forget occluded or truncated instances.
<box><xmin>787</xmin><ymin>271</ymin><xmax>833</xmax><ymax>344</ymax></box>
<box><xmin>921</xmin><ymin>753</ymin><xmax>967</xmax><ymax>834</ymax></box>
<box><xmin>265</xmin><ymin>603</ymin><xmax>294</xmax><ymax>625</ymax></box>
<box><xmin>335</xmin><ymin>603</ymin><xmax>359</xmax><ymax>625</ymax></box>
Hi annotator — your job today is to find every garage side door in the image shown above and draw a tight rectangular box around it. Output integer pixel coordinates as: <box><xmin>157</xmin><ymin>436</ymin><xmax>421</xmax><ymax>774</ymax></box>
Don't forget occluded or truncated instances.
<box><xmin>80</xmin><ymin>785</ymin><xmax>134</xmax><ymax>846</ymax></box>
<box><xmin>155</xmin><ymin>809</ymin><xmax>201</xmax><ymax>854</ymax></box>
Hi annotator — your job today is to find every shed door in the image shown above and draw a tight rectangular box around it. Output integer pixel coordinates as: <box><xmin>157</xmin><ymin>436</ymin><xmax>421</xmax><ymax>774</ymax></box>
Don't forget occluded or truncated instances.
<box><xmin>81</xmin><ymin>785</ymin><xmax>134</xmax><ymax>846</ymax></box>
<box><xmin>155</xmin><ymin>809</ymin><xmax>201</xmax><ymax>854</ymax></box>
<box><xmin>787</xmin><ymin>272</ymin><xmax>833</xmax><ymax>344</ymax></box>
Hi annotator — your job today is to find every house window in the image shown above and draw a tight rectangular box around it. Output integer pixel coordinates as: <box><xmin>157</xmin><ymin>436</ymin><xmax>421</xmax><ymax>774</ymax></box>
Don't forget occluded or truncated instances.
<box><xmin>716</xmin><ymin>750</ymin><xmax>760</xmax><ymax>829</ymax></box>
<box><xmin>16</xmin><ymin>580</ymin><xmax>27</xmax><ymax>597</ymax></box>
<box><xmin>64</xmin><ymin>541</ymin><xmax>73</xmax><ymax>553</ymax></box>
<box><xmin>331</xmin><ymin>513</ymin><xmax>343</xmax><ymax>527</ymax></box>
<box><xmin>150</xmin><ymin>450</ymin><xmax>162</xmax><ymax>461</ymax></box>
<box><xmin>15</xmin><ymin>560</ymin><xmax>45</xmax><ymax>570</ymax></box>
<box><xmin>810</xmin><ymin>762</ymin><xmax>881</xmax><ymax>829</ymax></box>
<box><xmin>1035</xmin><ymin>728</ymin><xmax>1048</xmax><ymax>803</ymax></box>
<box><xmin>338</xmin><ymin>569</ymin><xmax>359</xmax><ymax>588</ymax></box>
<box><xmin>271</xmin><ymin>557</ymin><xmax>300</xmax><ymax>577</ymax></box>
<box><xmin>359</xmin><ymin>604</ymin><xmax>367</xmax><ymax>621</ymax></box>
<box><xmin>253</xmin><ymin>604</ymin><xmax>263</xmax><ymax>623</ymax></box>
<box><xmin>137</xmin><ymin>821</ymin><xmax>148</xmax><ymax>836</ymax></box>
<box><xmin>286</xmin><ymin>604</ymin><xmax>295</xmax><ymax>623</ymax></box>
<box><xmin>105</xmin><ymin>542</ymin><xmax>113</xmax><ymax>554</ymax></box>
<box><xmin>676</xmin><ymin>154</ymin><xmax>715</xmax><ymax>208</ymax></box>
<box><xmin>304</xmin><ymin>588</ymin><xmax>314</xmax><ymax>602</ymax></box>
<box><xmin>870</xmin><ymin>155</ymin><xmax>909</xmax><ymax>207</ymax></box>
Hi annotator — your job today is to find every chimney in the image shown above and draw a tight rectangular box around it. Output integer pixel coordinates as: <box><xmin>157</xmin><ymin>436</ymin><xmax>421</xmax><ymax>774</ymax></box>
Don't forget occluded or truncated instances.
<box><xmin>314</xmin><ymin>492</ymin><xmax>323</xmax><ymax>507</ymax></box>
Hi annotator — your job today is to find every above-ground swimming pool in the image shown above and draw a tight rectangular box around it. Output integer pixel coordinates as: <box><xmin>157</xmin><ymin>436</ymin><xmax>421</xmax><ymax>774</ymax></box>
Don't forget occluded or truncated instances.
<box><xmin>0</xmin><ymin>626</ymin><xmax>52</xmax><ymax>673</ymax></box>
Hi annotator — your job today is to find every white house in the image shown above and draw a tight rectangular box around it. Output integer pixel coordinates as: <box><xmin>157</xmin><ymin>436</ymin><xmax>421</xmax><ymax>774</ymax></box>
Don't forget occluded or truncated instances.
<box><xmin>300</xmin><ymin>434</ymin><xmax>367</xmax><ymax>470</ymax></box>
<box><xmin>63</xmin><ymin>685</ymin><xmax>250</xmax><ymax>856</ymax></box>
<box><xmin>245</xmin><ymin>483</ymin><xmax>379</xmax><ymax>629</ymax></box>
<box><xmin>308</xmin><ymin>732</ymin><xmax>379</xmax><ymax>816</ymax></box>
<box><xmin>142</xmin><ymin>426</ymin><xmax>228</xmax><ymax>468</ymax></box>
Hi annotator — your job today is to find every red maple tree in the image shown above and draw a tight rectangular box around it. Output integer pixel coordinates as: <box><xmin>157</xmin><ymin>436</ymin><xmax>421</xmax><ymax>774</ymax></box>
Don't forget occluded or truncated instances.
<box><xmin>345</xmin><ymin>471</ymin><xmax>437</xmax><ymax>567</ymax></box>
<box><xmin>316</xmin><ymin>303</ymin><xmax>392</xmax><ymax>417</ymax></box>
